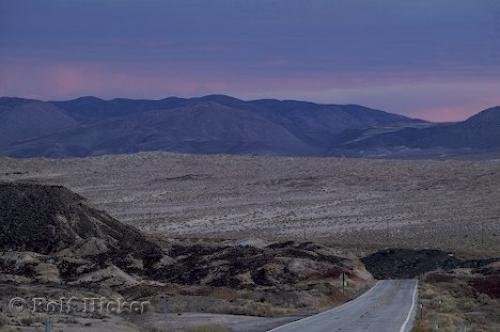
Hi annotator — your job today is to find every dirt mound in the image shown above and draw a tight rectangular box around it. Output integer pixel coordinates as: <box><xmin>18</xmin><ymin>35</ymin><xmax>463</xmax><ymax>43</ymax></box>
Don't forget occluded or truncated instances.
<box><xmin>0</xmin><ymin>182</ymin><xmax>161</xmax><ymax>263</ymax></box>
<box><xmin>362</xmin><ymin>249</ymin><xmax>499</xmax><ymax>279</ymax></box>
<box><xmin>154</xmin><ymin>240</ymin><xmax>372</xmax><ymax>289</ymax></box>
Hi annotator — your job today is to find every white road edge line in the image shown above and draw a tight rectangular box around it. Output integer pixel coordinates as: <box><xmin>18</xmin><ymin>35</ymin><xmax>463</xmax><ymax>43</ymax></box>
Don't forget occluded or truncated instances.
<box><xmin>399</xmin><ymin>280</ymin><xmax>418</xmax><ymax>332</ymax></box>
<box><xmin>267</xmin><ymin>281</ymin><xmax>382</xmax><ymax>332</ymax></box>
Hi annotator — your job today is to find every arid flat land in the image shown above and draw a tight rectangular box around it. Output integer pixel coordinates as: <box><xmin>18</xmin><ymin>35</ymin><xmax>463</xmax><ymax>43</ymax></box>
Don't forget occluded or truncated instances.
<box><xmin>1</xmin><ymin>153</ymin><xmax>499</xmax><ymax>254</ymax></box>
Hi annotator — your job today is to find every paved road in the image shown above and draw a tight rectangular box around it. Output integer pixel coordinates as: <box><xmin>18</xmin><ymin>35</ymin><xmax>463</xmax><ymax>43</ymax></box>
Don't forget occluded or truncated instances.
<box><xmin>268</xmin><ymin>279</ymin><xmax>418</xmax><ymax>332</ymax></box>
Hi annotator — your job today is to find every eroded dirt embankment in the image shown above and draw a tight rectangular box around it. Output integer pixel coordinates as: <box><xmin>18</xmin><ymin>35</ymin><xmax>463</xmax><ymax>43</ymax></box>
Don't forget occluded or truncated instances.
<box><xmin>0</xmin><ymin>182</ymin><xmax>374</xmax><ymax>331</ymax></box>
<box><xmin>362</xmin><ymin>248</ymin><xmax>500</xmax><ymax>279</ymax></box>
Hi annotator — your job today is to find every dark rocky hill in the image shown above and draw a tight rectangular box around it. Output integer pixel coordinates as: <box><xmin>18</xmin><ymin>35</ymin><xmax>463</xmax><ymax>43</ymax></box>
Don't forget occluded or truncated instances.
<box><xmin>362</xmin><ymin>249</ymin><xmax>499</xmax><ymax>279</ymax></box>
<box><xmin>0</xmin><ymin>182</ymin><xmax>161</xmax><ymax>263</ymax></box>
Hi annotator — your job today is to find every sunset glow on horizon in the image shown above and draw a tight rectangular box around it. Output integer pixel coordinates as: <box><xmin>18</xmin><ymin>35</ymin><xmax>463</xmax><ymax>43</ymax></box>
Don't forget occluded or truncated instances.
<box><xmin>1</xmin><ymin>0</ymin><xmax>500</xmax><ymax>122</ymax></box>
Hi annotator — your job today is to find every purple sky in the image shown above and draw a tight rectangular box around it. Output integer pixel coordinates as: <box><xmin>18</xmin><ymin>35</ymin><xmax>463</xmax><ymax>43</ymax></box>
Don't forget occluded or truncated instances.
<box><xmin>1</xmin><ymin>0</ymin><xmax>500</xmax><ymax>121</ymax></box>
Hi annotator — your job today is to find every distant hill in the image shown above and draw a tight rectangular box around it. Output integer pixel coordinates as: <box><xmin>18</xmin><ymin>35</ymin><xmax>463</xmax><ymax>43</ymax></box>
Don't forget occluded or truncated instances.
<box><xmin>0</xmin><ymin>97</ymin><xmax>77</xmax><ymax>148</ymax></box>
<box><xmin>336</xmin><ymin>106</ymin><xmax>500</xmax><ymax>157</ymax></box>
<box><xmin>0</xmin><ymin>95</ymin><xmax>498</xmax><ymax>158</ymax></box>
<box><xmin>0</xmin><ymin>95</ymin><xmax>422</xmax><ymax>157</ymax></box>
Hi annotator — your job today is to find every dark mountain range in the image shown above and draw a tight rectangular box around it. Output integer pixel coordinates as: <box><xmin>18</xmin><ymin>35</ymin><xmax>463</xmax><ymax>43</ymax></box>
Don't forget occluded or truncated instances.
<box><xmin>0</xmin><ymin>95</ymin><xmax>498</xmax><ymax>158</ymax></box>
<box><xmin>336</xmin><ymin>106</ymin><xmax>500</xmax><ymax>157</ymax></box>
<box><xmin>0</xmin><ymin>98</ymin><xmax>78</xmax><ymax>148</ymax></box>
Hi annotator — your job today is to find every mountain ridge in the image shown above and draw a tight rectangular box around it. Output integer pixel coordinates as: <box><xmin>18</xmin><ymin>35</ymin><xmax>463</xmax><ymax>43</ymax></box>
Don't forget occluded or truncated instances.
<box><xmin>0</xmin><ymin>95</ymin><xmax>498</xmax><ymax>158</ymax></box>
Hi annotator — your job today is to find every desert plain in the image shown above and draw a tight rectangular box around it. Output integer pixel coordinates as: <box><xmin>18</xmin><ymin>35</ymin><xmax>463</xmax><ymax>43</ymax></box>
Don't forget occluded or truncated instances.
<box><xmin>1</xmin><ymin>152</ymin><xmax>499</xmax><ymax>255</ymax></box>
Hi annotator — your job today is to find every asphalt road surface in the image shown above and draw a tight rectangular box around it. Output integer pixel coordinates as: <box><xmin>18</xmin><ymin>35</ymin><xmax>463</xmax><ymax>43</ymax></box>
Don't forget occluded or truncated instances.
<box><xmin>268</xmin><ymin>279</ymin><xmax>418</xmax><ymax>332</ymax></box>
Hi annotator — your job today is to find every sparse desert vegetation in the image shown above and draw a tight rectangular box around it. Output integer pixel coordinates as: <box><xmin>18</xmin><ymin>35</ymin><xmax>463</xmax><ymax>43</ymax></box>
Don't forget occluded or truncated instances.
<box><xmin>1</xmin><ymin>153</ymin><xmax>499</xmax><ymax>255</ymax></box>
<box><xmin>414</xmin><ymin>264</ymin><xmax>500</xmax><ymax>332</ymax></box>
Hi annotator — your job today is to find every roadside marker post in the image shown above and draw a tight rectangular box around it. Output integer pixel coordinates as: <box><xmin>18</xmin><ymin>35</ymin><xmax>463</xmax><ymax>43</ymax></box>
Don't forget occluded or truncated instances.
<box><xmin>341</xmin><ymin>272</ymin><xmax>346</xmax><ymax>294</ymax></box>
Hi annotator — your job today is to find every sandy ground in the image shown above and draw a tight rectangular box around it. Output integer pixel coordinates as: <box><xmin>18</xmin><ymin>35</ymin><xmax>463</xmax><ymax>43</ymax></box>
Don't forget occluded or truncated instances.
<box><xmin>1</xmin><ymin>152</ymin><xmax>499</xmax><ymax>254</ymax></box>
